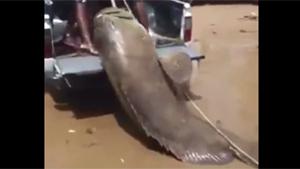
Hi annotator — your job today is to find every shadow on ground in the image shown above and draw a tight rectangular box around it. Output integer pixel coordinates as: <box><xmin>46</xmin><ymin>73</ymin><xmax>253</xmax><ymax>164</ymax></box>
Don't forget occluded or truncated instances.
<box><xmin>45</xmin><ymin>75</ymin><xmax>170</xmax><ymax>157</ymax></box>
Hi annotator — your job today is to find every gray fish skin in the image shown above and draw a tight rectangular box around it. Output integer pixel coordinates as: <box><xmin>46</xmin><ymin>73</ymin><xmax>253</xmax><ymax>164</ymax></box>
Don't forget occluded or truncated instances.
<box><xmin>93</xmin><ymin>8</ymin><xmax>234</xmax><ymax>165</ymax></box>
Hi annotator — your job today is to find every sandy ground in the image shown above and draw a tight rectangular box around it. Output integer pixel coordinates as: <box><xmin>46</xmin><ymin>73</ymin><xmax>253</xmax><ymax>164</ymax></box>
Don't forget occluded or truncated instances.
<box><xmin>45</xmin><ymin>4</ymin><xmax>258</xmax><ymax>168</ymax></box>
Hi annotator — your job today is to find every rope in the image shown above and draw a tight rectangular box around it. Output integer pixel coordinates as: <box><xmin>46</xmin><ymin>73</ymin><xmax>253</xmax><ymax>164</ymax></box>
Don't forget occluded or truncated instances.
<box><xmin>122</xmin><ymin>0</ymin><xmax>133</xmax><ymax>14</ymax></box>
<box><xmin>184</xmin><ymin>93</ymin><xmax>259</xmax><ymax>167</ymax></box>
<box><xmin>110</xmin><ymin>0</ymin><xmax>117</xmax><ymax>8</ymax></box>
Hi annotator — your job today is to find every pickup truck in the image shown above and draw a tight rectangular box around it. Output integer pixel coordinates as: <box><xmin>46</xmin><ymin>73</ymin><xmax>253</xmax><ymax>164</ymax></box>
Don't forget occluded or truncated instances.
<box><xmin>44</xmin><ymin>0</ymin><xmax>204</xmax><ymax>103</ymax></box>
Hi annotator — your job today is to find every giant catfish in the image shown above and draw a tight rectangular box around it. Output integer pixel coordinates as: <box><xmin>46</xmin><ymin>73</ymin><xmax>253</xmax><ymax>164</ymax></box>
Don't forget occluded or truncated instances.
<box><xmin>93</xmin><ymin>8</ymin><xmax>234</xmax><ymax>164</ymax></box>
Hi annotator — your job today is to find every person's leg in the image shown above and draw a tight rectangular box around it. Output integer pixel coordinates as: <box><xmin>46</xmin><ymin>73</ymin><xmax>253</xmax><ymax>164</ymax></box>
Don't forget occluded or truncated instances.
<box><xmin>132</xmin><ymin>0</ymin><xmax>149</xmax><ymax>30</ymax></box>
<box><xmin>75</xmin><ymin>0</ymin><xmax>98</xmax><ymax>55</ymax></box>
<box><xmin>57</xmin><ymin>1</ymin><xmax>82</xmax><ymax>52</ymax></box>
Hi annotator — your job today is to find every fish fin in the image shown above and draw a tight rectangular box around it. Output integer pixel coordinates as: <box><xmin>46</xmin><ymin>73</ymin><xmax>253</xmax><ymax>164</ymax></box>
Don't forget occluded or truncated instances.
<box><xmin>158</xmin><ymin>52</ymin><xmax>201</xmax><ymax>101</ymax></box>
<box><xmin>158</xmin><ymin>52</ymin><xmax>192</xmax><ymax>85</ymax></box>
<box><xmin>179</xmin><ymin>150</ymin><xmax>234</xmax><ymax>164</ymax></box>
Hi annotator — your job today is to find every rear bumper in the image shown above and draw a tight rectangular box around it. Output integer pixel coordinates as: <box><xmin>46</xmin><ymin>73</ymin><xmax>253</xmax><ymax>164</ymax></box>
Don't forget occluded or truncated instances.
<box><xmin>44</xmin><ymin>44</ymin><xmax>205</xmax><ymax>92</ymax></box>
<box><xmin>45</xmin><ymin>44</ymin><xmax>204</xmax><ymax>79</ymax></box>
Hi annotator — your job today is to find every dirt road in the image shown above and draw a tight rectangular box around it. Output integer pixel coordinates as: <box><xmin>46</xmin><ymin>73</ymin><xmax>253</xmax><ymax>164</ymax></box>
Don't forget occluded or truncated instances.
<box><xmin>45</xmin><ymin>4</ymin><xmax>258</xmax><ymax>168</ymax></box>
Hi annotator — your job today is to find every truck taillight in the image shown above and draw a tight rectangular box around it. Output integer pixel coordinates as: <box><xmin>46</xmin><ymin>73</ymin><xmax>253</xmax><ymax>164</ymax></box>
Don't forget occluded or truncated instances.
<box><xmin>184</xmin><ymin>16</ymin><xmax>192</xmax><ymax>42</ymax></box>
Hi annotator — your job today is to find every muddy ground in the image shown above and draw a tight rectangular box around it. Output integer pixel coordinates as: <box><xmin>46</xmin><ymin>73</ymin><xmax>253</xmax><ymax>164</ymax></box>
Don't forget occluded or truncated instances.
<box><xmin>45</xmin><ymin>4</ymin><xmax>258</xmax><ymax>168</ymax></box>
